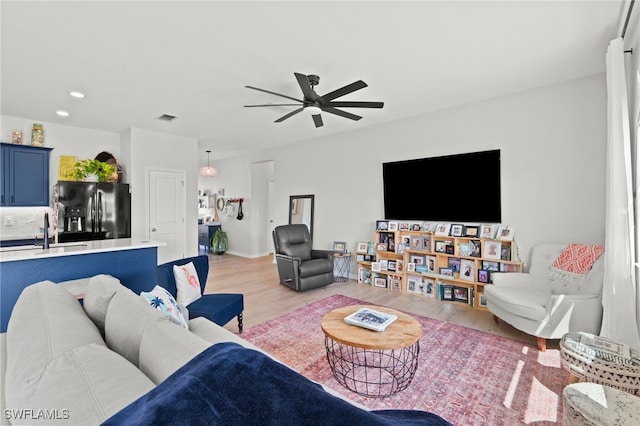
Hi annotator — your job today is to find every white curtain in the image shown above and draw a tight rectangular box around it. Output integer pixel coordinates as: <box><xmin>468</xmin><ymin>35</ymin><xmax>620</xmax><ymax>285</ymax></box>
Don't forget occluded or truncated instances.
<box><xmin>600</xmin><ymin>38</ymin><xmax>640</xmax><ymax>348</ymax></box>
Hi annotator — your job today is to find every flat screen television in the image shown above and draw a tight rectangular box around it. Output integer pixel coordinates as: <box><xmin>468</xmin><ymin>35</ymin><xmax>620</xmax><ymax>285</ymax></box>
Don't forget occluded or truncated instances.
<box><xmin>382</xmin><ymin>149</ymin><xmax>501</xmax><ymax>223</ymax></box>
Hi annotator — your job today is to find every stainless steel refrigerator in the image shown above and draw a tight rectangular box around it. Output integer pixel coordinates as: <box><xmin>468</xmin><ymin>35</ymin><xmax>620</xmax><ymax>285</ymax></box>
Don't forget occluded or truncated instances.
<box><xmin>55</xmin><ymin>182</ymin><xmax>131</xmax><ymax>243</ymax></box>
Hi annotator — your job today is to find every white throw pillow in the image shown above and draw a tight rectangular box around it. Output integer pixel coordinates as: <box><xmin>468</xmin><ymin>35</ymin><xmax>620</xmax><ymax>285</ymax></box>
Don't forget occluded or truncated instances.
<box><xmin>140</xmin><ymin>286</ymin><xmax>189</xmax><ymax>329</ymax></box>
<box><xmin>173</xmin><ymin>262</ymin><xmax>203</xmax><ymax>305</ymax></box>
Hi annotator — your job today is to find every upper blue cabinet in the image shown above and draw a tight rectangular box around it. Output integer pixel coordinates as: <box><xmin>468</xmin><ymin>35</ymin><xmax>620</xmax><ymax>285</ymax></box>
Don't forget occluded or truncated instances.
<box><xmin>1</xmin><ymin>143</ymin><xmax>53</xmax><ymax>206</ymax></box>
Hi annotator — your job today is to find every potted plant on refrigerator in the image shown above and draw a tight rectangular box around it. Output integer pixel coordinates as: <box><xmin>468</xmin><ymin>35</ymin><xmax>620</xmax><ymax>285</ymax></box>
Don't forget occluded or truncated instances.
<box><xmin>69</xmin><ymin>159</ymin><xmax>116</xmax><ymax>182</ymax></box>
<box><xmin>210</xmin><ymin>228</ymin><xmax>228</xmax><ymax>255</ymax></box>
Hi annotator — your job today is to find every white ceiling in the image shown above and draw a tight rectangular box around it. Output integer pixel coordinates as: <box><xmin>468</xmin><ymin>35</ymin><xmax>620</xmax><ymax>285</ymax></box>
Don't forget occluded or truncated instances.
<box><xmin>0</xmin><ymin>1</ymin><xmax>628</xmax><ymax>166</ymax></box>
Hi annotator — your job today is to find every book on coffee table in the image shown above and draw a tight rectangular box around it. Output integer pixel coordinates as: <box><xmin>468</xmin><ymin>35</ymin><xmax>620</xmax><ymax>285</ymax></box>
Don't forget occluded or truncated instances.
<box><xmin>344</xmin><ymin>308</ymin><xmax>398</xmax><ymax>332</ymax></box>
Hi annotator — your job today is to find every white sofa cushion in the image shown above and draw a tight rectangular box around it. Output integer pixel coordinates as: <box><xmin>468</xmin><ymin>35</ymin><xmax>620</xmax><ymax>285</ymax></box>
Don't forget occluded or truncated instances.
<box><xmin>138</xmin><ymin>317</ymin><xmax>210</xmax><ymax>384</ymax></box>
<box><xmin>7</xmin><ymin>343</ymin><xmax>154</xmax><ymax>425</ymax></box>
<box><xmin>484</xmin><ymin>284</ymin><xmax>549</xmax><ymax>321</ymax></box>
<box><xmin>104</xmin><ymin>288</ymin><xmax>164</xmax><ymax>367</ymax></box>
<box><xmin>5</xmin><ymin>281</ymin><xmax>105</xmax><ymax>403</ymax></box>
<box><xmin>83</xmin><ymin>274</ymin><xmax>127</xmax><ymax>332</ymax></box>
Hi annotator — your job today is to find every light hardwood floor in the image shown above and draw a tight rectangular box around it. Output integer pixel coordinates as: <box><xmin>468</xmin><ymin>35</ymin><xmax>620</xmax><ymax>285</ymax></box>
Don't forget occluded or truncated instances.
<box><xmin>204</xmin><ymin>253</ymin><xmax>556</xmax><ymax>349</ymax></box>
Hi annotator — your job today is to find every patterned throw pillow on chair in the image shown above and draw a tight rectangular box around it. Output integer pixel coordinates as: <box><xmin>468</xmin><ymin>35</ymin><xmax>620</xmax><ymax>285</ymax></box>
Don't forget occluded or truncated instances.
<box><xmin>140</xmin><ymin>285</ymin><xmax>189</xmax><ymax>329</ymax></box>
<box><xmin>173</xmin><ymin>262</ymin><xmax>203</xmax><ymax>305</ymax></box>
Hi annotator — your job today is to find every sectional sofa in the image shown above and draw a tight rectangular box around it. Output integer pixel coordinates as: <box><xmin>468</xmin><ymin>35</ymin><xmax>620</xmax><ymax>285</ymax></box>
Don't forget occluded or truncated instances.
<box><xmin>1</xmin><ymin>274</ymin><xmax>449</xmax><ymax>425</ymax></box>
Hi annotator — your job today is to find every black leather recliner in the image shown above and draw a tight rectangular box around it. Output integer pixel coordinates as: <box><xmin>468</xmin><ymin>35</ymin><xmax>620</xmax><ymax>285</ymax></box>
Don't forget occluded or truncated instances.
<box><xmin>272</xmin><ymin>224</ymin><xmax>335</xmax><ymax>291</ymax></box>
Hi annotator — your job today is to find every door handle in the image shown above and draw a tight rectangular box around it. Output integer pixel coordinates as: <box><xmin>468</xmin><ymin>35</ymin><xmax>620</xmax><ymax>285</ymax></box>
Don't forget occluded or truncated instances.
<box><xmin>151</xmin><ymin>228</ymin><xmax>157</xmax><ymax>232</ymax></box>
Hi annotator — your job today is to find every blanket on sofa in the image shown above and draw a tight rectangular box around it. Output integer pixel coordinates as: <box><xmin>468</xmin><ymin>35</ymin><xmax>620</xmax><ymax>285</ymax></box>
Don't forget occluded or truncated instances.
<box><xmin>102</xmin><ymin>342</ymin><xmax>450</xmax><ymax>426</ymax></box>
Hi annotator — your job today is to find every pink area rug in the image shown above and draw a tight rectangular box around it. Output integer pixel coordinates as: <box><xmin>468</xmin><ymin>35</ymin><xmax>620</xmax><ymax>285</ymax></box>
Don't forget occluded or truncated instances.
<box><xmin>242</xmin><ymin>294</ymin><xmax>570</xmax><ymax>425</ymax></box>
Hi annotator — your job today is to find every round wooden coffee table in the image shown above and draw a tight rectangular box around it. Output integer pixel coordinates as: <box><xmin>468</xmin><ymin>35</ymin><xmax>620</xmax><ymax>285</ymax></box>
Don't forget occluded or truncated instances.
<box><xmin>321</xmin><ymin>305</ymin><xmax>422</xmax><ymax>398</ymax></box>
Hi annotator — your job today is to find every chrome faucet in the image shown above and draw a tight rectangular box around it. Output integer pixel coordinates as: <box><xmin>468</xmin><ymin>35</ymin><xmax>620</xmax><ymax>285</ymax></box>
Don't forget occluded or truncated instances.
<box><xmin>43</xmin><ymin>212</ymin><xmax>50</xmax><ymax>249</ymax></box>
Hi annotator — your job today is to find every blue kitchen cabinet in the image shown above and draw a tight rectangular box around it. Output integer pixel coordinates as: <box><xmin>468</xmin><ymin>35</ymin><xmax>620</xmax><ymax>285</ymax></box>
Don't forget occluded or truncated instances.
<box><xmin>1</xmin><ymin>143</ymin><xmax>53</xmax><ymax>206</ymax></box>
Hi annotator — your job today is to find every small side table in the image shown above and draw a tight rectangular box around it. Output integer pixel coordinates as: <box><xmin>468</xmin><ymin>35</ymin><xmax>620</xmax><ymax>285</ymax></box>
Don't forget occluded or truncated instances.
<box><xmin>560</xmin><ymin>332</ymin><xmax>640</xmax><ymax>395</ymax></box>
<box><xmin>332</xmin><ymin>252</ymin><xmax>351</xmax><ymax>282</ymax></box>
<box><xmin>321</xmin><ymin>305</ymin><xmax>422</xmax><ymax>398</ymax></box>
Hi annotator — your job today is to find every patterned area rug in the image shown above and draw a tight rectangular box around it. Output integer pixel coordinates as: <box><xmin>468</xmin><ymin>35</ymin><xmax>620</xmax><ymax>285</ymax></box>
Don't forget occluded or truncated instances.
<box><xmin>243</xmin><ymin>294</ymin><xmax>570</xmax><ymax>425</ymax></box>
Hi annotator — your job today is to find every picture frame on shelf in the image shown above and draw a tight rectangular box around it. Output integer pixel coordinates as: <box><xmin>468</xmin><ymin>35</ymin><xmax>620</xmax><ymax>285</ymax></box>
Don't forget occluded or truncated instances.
<box><xmin>409</xmin><ymin>254</ymin><xmax>425</xmax><ymax>265</ymax></box>
<box><xmin>379</xmin><ymin>259</ymin><xmax>389</xmax><ymax>270</ymax></box>
<box><xmin>356</xmin><ymin>242</ymin><xmax>369</xmax><ymax>254</ymax></box>
<box><xmin>454</xmin><ymin>287</ymin><xmax>469</xmax><ymax>302</ymax></box>
<box><xmin>435</xmin><ymin>240</ymin><xmax>448</xmax><ymax>253</ymax></box>
<box><xmin>406</xmin><ymin>275</ymin><xmax>422</xmax><ymax>294</ymax></box>
<box><xmin>459</xmin><ymin>258</ymin><xmax>475</xmax><ymax>282</ymax></box>
<box><xmin>388</xmin><ymin>260</ymin><xmax>397</xmax><ymax>272</ymax></box>
<box><xmin>396</xmin><ymin>259</ymin><xmax>404</xmax><ymax>273</ymax></box>
<box><xmin>424</xmin><ymin>279</ymin><xmax>436</xmax><ymax>298</ymax></box>
<box><xmin>376</xmin><ymin>220</ymin><xmax>389</xmax><ymax>231</ymax></box>
<box><xmin>500</xmin><ymin>263</ymin><xmax>519</xmax><ymax>272</ymax></box>
<box><xmin>422</xmin><ymin>222</ymin><xmax>436</xmax><ymax>232</ymax></box>
<box><xmin>421</xmin><ymin>235</ymin><xmax>432</xmax><ymax>251</ymax></box>
<box><xmin>376</xmin><ymin>242</ymin><xmax>388</xmax><ymax>251</ymax></box>
<box><xmin>496</xmin><ymin>225</ymin><xmax>515</xmax><ymax>241</ymax></box>
<box><xmin>439</xmin><ymin>267</ymin><xmax>454</xmax><ymax>277</ymax></box>
<box><xmin>364</xmin><ymin>254</ymin><xmax>374</xmax><ymax>262</ymax></box>
<box><xmin>478</xmin><ymin>269</ymin><xmax>490</xmax><ymax>284</ymax></box>
<box><xmin>410</xmin><ymin>236</ymin><xmax>423</xmax><ymax>250</ymax></box>
<box><xmin>399</xmin><ymin>222</ymin><xmax>410</xmax><ymax>231</ymax></box>
<box><xmin>478</xmin><ymin>293</ymin><xmax>487</xmax><ymax>308</ymax></box>
<box><xmin>482</xmin><ymin>260</ymin><xmax>500</xmax><ymax>271</ymax></box>
<box><xmin>480</xmin><ymin>224</ymin><xmax>497</xmax><ymax>239</ymax></box>
<box><xmin>397</xmin><ymin>243</ymin><xmax>407</xmax><ymax>254</ymax></box>
<box><xmin>411</xmin><ymin>223</ymin><xmax>422</xmax><ymax>231</ymax></box>
<box><xmin>374</xmin><ymin>277</ymin><xmax>387</xmax><ymax>288</ymax></box>
<box><xmin>445</xmin><ymin>245</ymin><xmax>455</xmax><ymax>255</ymax></box>
<box><xmin>416</xmin><ymin>264</ymin><xmax>428</xmax><ymax>274</ymax></box>
<box><xmin>367</xmin><ymin>242</ymin><xmax>376</xmax><ymax>255</ymax></box>
<box><xmin>469</xmin><ymin>239</ymin><xmax>481</xmax><ymax>257</ymax></box>
<box><xmin>407</xmin><ymin>262</ymin><xmax>416</xmax><ymax>272</ymax></box>
<box><xmin>426</xmin><ymin>255</ymin><xmax>437</xmax><ymax>273</ymax></box>
<box><xmin>484</xmin><ymin>241</ymin><xmax>501</xmax><ymax>259</ymax></box>
<box><xmin>386</xmin><ymin>235</ymin><xmax>396</xmax><ymax>252</ymax></box>
<box><xmin>371</xmin><ymin>262</ymin><xmax>381</xmax><ymax>272</ymax></box>
<box><xmin>441</xmin><ymin>285</ymin><xmax>454</xmax><ymax>301</ymax></box>
<box><xmin>448</xmin><ymin>257</ymin><xmax>461</xmax><ymax>272</ymax></box>
<box><xmin>333</xmin><ymin>241</ymin><xmax>347</xmax><ymax>253</ymax></box>
<box><xmin>500</xmin><ymin>244</ymin><xmax>512</xmax><ymax>261</ymax></box>
<box><xmin>388</xmin><ymin>221</ymin><xmax>398</xmax><ymax>231</ymax></box>
<box><xmin>450</xmin><ymin>224</ymin><xmax>464</xmax><ymax>237</ymax></box>
<box><xmin>464</xmin><ymin>225</ymin><xmax>479</xmax><ymax>237</ymax></box>
<box><xmin>356</xmin><ymin>254</ymin><xmax>365</xmax><ymax>262</ymax></box>
<box><xmin>434</xmin><ymin>223</ymin><xmax>451</xmax><ymax>236</ymax></box>
<box><xmin>458</xmin><ymin>242</ymin><xmax>471</xmax><ymax>257</ymax></box>
<box><xmin>389</xmin><ymin>276</ymin><xmax>402</xmax><ymax>291</ymax></box>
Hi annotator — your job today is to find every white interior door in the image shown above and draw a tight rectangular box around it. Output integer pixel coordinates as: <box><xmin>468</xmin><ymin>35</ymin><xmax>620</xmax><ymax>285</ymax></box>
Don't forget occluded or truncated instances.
<box><xmin>149</xmin><ymin>168</ymin><xmax>186</xmax><ymax>264</ymax></box>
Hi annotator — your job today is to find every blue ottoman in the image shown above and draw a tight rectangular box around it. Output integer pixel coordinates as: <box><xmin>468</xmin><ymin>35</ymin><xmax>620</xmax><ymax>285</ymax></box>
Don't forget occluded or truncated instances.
<box><xmin>187</xmin><ymin>293</ymin><xmax>244</xmax><ymax>333</ymax></box>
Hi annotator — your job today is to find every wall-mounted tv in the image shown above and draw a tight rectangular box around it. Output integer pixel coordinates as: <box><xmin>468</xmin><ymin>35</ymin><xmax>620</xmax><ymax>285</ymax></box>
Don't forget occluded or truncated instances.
<box><xmin>382</xmin><ymin>149</ymin><xmax>501</xmax><ymax>223</ymax></box>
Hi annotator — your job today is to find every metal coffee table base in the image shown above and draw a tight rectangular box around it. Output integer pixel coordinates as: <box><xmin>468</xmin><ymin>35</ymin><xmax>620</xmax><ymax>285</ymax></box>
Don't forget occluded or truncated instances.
<box><xmin>324</xmin><ymin>337</ymin><xmax>420</xmax><ymax>398</ymax></box>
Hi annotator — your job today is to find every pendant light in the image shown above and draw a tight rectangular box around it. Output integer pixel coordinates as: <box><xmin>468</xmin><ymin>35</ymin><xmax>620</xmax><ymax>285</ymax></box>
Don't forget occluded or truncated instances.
<box><xmin>200</xmin><ymin>150</ymin><xmax>217</xmax><ymax>177</ymax></box>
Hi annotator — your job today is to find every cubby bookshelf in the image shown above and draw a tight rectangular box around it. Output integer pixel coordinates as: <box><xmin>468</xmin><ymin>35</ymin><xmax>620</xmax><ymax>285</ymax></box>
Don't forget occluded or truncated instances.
<box><xmin>356</xmin><ymin>224</ymin><xmax>524</xmax><ymax>310</ymax></box>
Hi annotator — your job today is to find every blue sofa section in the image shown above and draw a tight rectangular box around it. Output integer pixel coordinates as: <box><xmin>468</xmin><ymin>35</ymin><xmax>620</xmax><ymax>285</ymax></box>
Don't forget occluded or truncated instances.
<box><xmin>156</xmin><ymin>255</ymin><xmax>244</xmax><ymax>332</ymax></box>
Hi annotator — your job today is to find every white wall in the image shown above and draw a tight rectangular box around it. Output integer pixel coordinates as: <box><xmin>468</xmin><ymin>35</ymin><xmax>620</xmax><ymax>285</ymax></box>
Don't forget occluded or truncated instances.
<box><xmin>211</xmin><ymin>74</ymin><xmax>607</xmax><ymax>268</ymax></box>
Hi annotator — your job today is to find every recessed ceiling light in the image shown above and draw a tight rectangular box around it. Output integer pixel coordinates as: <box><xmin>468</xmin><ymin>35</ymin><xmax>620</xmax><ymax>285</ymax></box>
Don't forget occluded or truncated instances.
<box><xmin>68</xmin><ymin>90</ymin><xmax>85</xmax><ymax>98</ymax></box>
<box><xmin>56</xmin><ymin>110</ymin><xmax>70</xmax><ymax>117</ymax></box>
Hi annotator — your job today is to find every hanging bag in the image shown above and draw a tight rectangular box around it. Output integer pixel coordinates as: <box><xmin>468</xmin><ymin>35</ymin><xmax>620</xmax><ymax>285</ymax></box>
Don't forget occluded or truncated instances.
<box><xmin>236</xmin><ymin>200</ymin><xmax>244</xmax><ymax>220</ymax></box>
<box><xmin>224</xmin><ymin>200</ymin><xmax>235</xmax><ymax>217</ymax></box>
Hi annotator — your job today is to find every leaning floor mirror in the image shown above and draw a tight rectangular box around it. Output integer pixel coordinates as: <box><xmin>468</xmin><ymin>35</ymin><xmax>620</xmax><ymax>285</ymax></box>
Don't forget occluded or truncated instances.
<box><xmin>289</xmin><ymin>194</ymin><xmax>314</xmax><ymax>239</ymax></box>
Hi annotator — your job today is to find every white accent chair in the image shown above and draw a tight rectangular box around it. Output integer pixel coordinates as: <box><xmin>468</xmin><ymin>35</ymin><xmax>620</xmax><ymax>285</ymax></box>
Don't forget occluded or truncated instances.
<box><xmin>484</xmin><ymin>243</ymin><xmax>604</xmax><ymax>351</ymax></box>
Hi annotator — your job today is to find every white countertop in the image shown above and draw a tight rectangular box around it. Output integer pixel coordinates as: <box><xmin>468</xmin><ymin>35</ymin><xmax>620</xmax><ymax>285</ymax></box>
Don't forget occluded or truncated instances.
<box><xmin>0</xmin><ymin>239</ymin><xmax>165</xmax><ymax>263</ymax></box>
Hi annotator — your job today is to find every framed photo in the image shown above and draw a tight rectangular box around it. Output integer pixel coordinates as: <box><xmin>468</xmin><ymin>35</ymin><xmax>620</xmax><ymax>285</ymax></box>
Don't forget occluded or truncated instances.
<box><xmin>500</xmin><ymin>263</ymin><xmax>519</xmax><ymax>272</ymax></box>
<box><xmin>480</xmin><ymin>224</ymin><xmax>497</xmax><ymax>239</ymax></box>
<box><xmin>469</xmin><ymin>239</ymin><xmax>481</xmax><ymax>257</ymax></box>
<box><xmin>450</xmin><ymin>224</ymin><xmax>464</xmax><ymax>237</ymax></box>
<box><xmin>364</xmin><ymin>254</ymin><xmax>374</xmax><ymax>262</ymax></box>
<box><xmin>477</xmin><ymin>269</ymin><xmax>490</xmax><ymax>283</ymax></box>
<box><xmin>399</xmin><ymin>222</ymin><xmax>410</xmax><ymax>231</ymax></box>
<box><xmin>421</xmin><ymin>235</ymin><xmax>432</xmax><ymax>251</ymax></box>
<box><xmin>416</xmin><ymin>264</ymin><xmax>428</xmax><ymax>274</ymax></box>
<box><xmin>423</xmin><ymin>279</ymin><xmax>436</xmax><ymax>298</ymax></box>
<box><xmin>376</xmin><ymin>242</ymin><xmax>388</xmax><ymax>251</ymax></box>
<box><xmin>406</xmin><ymin>275</ymin><xmax>422</xmax><ymax>294</ymax></box>
<box><xmin>478</xmin><ymin>292</ymin><xmax>487</xmax><ymax>307</ymax></box>
<box><xmin>439</xmin><ymin>267</ymin><xmax>454</xmax><ymax>277</ymax></box>
<box><xmin>387</xmin><ymin>235</ymin><xmax>396</xmax><ymax>252</ymax></box>
<box><xmin>410</xmin><ymin>236</ymin><xmax>423</xmax><ymax>250</ymax></box>
<box><xmin>409</xmin><ymin>254</ymin><xmax>425</xmax><ymax>265</ymax></box>
<box><xmin>445</xmin><ymin>244</ymin><xmax>455</xmax><ymax>255</ymax></box>
<box><xmin>371</xmin><ymin>262</ymin><xmax>381</xmax><ymax>272</ymax></box>
<box><xmin>356</xmin><ymin>254</ymin><xmax>365</xmax><ymax>262</ymax></box>
<box><xmin>453</xmin><ymin>287</ymin><xmax>468</xmax><ymax>302</ymax></box>
<box><xmin>387</xmin><ymin>260</ymin><xmax>397</xmax><ymax>272</ymax></box>
<box><xmin>407</xmin><ymin>262</ymin><xmax>416</xmax><ymax>272</ymax></box>
<box><xmin>422</xmin><ymin>222</ymin><xmax>436</xmax><ymax>232</ymax></box>
<box><xmin>426</xmin><ymin>255</ymin><xmax>437</xmax><ymax>273</ymax></box>
<box><xmin>496</xmin><ymin>225</ymin><xmax>515</xmax><ymax>241</ymax></box>
<box><xmin>458</xmin><ymin>242</ymin><xmax>471</xmax><ymax>257</ymax></box>
<box><xmin>441</xmin><ymin>285</ymin><xmax>454</xmax><ymax>301</ymax></box>
<box><xmin>379</xmin><ymin>259</ymin><xmax>389</xmax><ymax>271</ymax></box>
<box><xmin>333</xmin><ymin>241</ymin><xmax>347</xmax><ymax>253</ymax></box>
<box><xmin>459</xmin><ymin>258</ymin><xmax>475</xmax><ymax>282</ymax></box>
<box><xmin>397</xmin><ymin>243</ymin><xmax>407</xmax><ymax>254</ymax></box>
<box><xmin>376</xmin><ymin>220</ymin><xmax>389</xmax><ymax>231</ymax></box>
<box><xmin>484</xmin><ymin>241</ymin><xmax>502</xmax><ymax>259</ymax></box>
<box><xmin>356</xmin><ymin>242</ymin><xmax>369</xmax><ymax>254</ymax></box>
<box><xmin>448</xmin><ymin>257</ymin><xmax>461</xmax><ymax>272</ymax></box>
<box><xmin>411</xmin><ymin>223</ymin><xmax>422</xmax><ymax>231</ymax></box>
<box><xmin>434</xmin><ymin>240</ymin><xmax>448</xmax><ymax>253</ymax></box>
<box><xmin>396</xmin><ymin>259</ymin><xmax>404</xmax><ymax>273</ymax></box>
<box><xmin>501</xmin><ymin>244</ymin><xmax>512</xmax><ymax>261</ymax></box>
<box><xmin>374</xmin><ymin>277</ymin><xmax>387</xmax><ymax>288</ymax></box>
<box><xmin>464</xmin><ymin>225</ymin><xmax>479</xmax><ymax>237</ymax></box>
<box><xmin>389</xmin><ymin>276</ymin><xmax>402</xmax><ymax>291</ymax></box>
<box><xmin>482</xmin><ymin>260</ymin><xmax>500</xmax><ymax>271</ymax></box>
<box><xmin>388</xmin><ymin>221</ymin><xmax>398</xmax><ymax>231</ymax></box>
<box><xmin>434</xmin><ymin>223</ymin><xmax>452</xmax><ymax>236</ymax></box>
<box><xmin>367</xmin><ymin>242</ymin><xmax>376</xmax><ymax>255</ymax></box>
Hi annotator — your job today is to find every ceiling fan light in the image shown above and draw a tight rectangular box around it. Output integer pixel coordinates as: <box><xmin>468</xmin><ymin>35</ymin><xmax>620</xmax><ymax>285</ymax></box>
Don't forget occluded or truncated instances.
<box><xmin>306</xmin><ymin>106</ymin><xmax>322</xmax><ymax>115</ymax></box>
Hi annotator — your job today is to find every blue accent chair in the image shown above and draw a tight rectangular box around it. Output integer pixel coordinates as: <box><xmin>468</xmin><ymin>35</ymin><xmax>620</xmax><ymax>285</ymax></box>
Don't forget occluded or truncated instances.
<box><xmin>156</xmin><ymin>255</ymin><xmax>244</xmax><ymax>333</ymax></box>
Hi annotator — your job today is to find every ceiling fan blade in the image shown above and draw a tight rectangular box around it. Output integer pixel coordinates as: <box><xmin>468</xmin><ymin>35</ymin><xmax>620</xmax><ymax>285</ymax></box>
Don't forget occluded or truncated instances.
<box><xmin>244</xmin><ymin>103</ymin><xmax>303</xmax><ymax>107</ymax></box>
<box><xmin>322</xmin><ymin>107</ymin><xmax>362</xmax><ymax>121</ymax></box>
<box><xmin>312</xmin><ymin>114</ymin><xmax>323</xmax><ymax>128</ymax></box>
<box><xmin>294</xmin><ymin>73</ymin><xmax>316</xmax><ymax>102</ymax></box>
<box><xmin>320</xmin><ymin>80</ymin><xmax>368</xmax><ymax>102</ymax></box>
<box><xmin>326</xmin><ymin>101</ymin><xmax>384</xmax><ymax>109</ymax></box>
<box><xmin>245</xmin><ymin>85</ymin><xmax>304</xmax><ymax>104</ymax></box>
<box><xmin>275</xmin><ymin>107</ymin><xmax>305</xmax><ymax>123</ymax></box>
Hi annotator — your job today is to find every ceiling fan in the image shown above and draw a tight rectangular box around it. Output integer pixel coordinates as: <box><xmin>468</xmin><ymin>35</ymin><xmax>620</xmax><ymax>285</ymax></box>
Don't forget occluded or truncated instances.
<box><xmin>244</xmin><ymin>73</ymin><xmax>384</xmax><ymax>128</ymax></box>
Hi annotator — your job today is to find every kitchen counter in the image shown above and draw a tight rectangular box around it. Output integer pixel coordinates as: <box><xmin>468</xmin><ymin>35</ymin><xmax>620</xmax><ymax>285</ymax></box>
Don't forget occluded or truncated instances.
<box><xmin>0</xmin><ymin>239</ymin><xmax>165</xmax><ymax>332</ymax></box>
<box><xmin>0</xmin><ymin>238</ymin><xmax>164</xmax><ymax>262</ymax></box>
